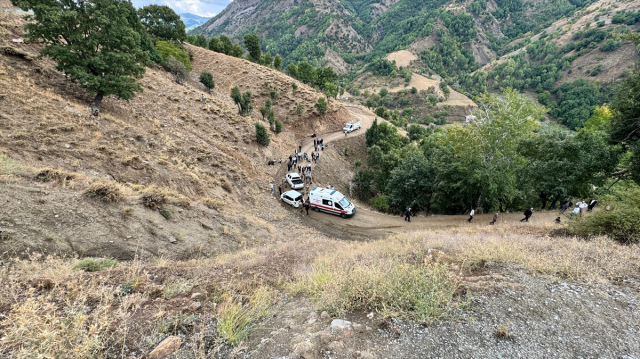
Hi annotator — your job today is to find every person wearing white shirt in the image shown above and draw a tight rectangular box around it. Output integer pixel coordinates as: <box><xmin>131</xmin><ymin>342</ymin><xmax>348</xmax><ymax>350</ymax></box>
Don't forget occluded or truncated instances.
<box><xmin>467</xmin><ymin>208</ymin><xmax>475</xmax><ymax>223</ymax></box>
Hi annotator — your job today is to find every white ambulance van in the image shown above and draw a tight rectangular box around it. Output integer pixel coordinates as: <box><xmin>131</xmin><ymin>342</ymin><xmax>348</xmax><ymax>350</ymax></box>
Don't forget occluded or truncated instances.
<box><xmin>309</xmin><ymin>187</ymin><xmax>356</xmax><ymax>218</ymax></box>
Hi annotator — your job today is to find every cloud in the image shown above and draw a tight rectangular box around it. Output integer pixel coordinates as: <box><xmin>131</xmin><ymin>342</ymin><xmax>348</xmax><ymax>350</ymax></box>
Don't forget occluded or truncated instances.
<box><xmin>131</xmin><ymin>0</ymin><xmax>230</xmax><ymax>17</ymax></box>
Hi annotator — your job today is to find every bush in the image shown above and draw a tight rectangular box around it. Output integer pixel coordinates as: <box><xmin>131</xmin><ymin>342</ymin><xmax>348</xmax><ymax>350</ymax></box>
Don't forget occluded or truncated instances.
<box><xmin>165</xmin><ymin>55</ymin><xmax>190</xmax><ymax>83</ymax></box>
<box><xmin>159</xmin><ymin>205</ymin><xmax>173</xmax><ymax>220</ymax></box>
<box><xmin>199</xmin><ymin>71</ymin><xmax>215</xmax><ymax>91</ymax></box>
<box><xmin>73</xmin><ymin>258</ymin><xmax>118</xmax><ymax>272</ymax></box>
<box><xmin>34</xmin><ymin>169</ymin><xmax>76</xmax><ymax>183</ymax></box>
<box><xmin>569</xmin><ymin>205</ymin><xmax>640</xmax><ymax>243</ymax></box>
<box><xmin>314</xmin><ymin>97</ymin><xmax>328</xmax><ymax>115</ymax></box>
<box><xmin>156</xmin><ymin>41</ymin><xmax>191</xmax><ymax>70</ymax></box>
<box><xmin>290</xmin><ymin>259</ymin><xmax>457</xmax><ymax>323</ymax></box>
<box><xmin>600</xmin><ymin>39</ymin><xmax>622</xmax><ymax>52</ymax></box>
<box><xmin>274</xmin><ymin>119</ymin><xmax>283</xmax><ymax>133</ymax></box>
<box><xmin>369</xmin><ymin>194</ymin><xmax>389</xmax><ymax>212</ymax></box>
<box><xmin>84</xmin><ymin>181</ymin><xmax>125</xmax><ymax>203</ymax></box>
<box><xmin>141</xmin><ymin>186</ymin><xmax>190</xmax><ymax>210</ymax></box>
<box><xmin>255</xmin><ymin>122</ymin><xmax>270</xmax><ymax>146</ymax></box>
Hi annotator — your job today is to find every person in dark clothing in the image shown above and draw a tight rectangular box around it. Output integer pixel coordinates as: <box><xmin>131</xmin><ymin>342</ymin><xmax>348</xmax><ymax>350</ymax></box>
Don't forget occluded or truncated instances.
<box><xmin>298</xmin><ymin>145</ymin><xmax>302</xmax><ymax>152</ymax></box>
<box><xmin>278</xmin><ymin>185</ymin><xmax>282</xmax><ymax>196</ymax></box>
<box><xmin>490</xmin><ymin>212</ymin><xmax>498</xmax><ymax>225</ymax></box>
<box><xmin>588</xmin><ymin>199</ymin><xmax>598</xmax><ymax>211</ymax></box>
<box><xmin>560</xmin><ymin>200</ymin><xmax>570</xmax><ymax>214</ymax></box>
<box><xmin>404</xmin><ymin>208</ymin><xmax>412</xmax><ymax>222</ymax></box>
<box><xmin>521</xmin><ymin>208</ymin><xmax>533</xmax><ymax>222</ymax></box>
<box><xmin>555</xmin><ymin>217</ymin><xmax>561</xmax><ymax>224</ymax></box>
<box><xmin>304</xmin><ymin>198</ymin><xmax>310</xmax><ymax>215</ymax></box>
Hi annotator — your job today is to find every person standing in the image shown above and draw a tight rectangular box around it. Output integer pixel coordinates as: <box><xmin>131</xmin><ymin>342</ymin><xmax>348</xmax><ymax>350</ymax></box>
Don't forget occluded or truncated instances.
<box><xmin>405</xmin><ymin>208</ymin><xmax>412</xmax><ymax>222</ymax></box>
<box><xmin>278</xmin><ymin>185</ymin><xmax>282</xmax><ymax>196</ymax></box>
<box><xmin>521</xmin><ymin>207</ymin><xmax>533</xmax><ymax>222</ymax></box>
<box><xmin>270</xmin><ymin>183</ymin><xmax>274</xmax><ymax>194</ymax></box>
<box><xmin>468</xmin><ymin>208</ymin><xmax>475</xmax><ymax>223</ymax></box>
<box><xmin>298</xmin><ymin>145</ymin><xmax>302</xmax><ymax>153</ymax></box>
<box><xmin>490</xmin><ymin>212</ymin><xmax>498</xmax><ymax>225</ymax></box>
<box><xmin>588</xmin><ymin>199</ymin><xmax>598</xmax><ymax>211</ymax></box>
<box><xmin>579</xmin><ymin>201</ymin><xmax>588</xmax><ymax>216</ymax></box>
<box><xmin>304</xmin><ymin>198</ymin><xmax>310</xmax><ymax>215</ymax></box>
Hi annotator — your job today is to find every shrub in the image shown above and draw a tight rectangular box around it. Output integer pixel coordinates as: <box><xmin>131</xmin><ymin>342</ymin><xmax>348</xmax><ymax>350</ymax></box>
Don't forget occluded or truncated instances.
<box><xmin>0</xmin><ymin>154</ymin><xmax>21</xmax><ymax>176</ymax></box>
<box><xmin>255</xmin><ymin>122</ymin><xmax>270</xmax><ymax>146</ymax></box>
<box><xmin>569</xmin><ymin>205</ymin><xmax>640</xmax><ymax>243</ymax></box>
<box><xmin>369</xmin><ymin>194</ymin><xmax>390</xmax><ymax>212</ymax></box>
<box><xmin>410</xmin><ymin>87</ymin><xmax>418</xmax><ymax>94</ymax></box>
<box><xmin>200</xmin><ymin>197</ymin><xmax>225</xmax><ymax>210</ymax></box>
<box><xmin>73</xmin><ymin>258</ymin><xmax>118</xmax><ymax>272</ymax></box>
<box><xmin>600</xmin><ymin>39</ymin><xmax>622</xmax><ymax>52</ymax></box>
<box><xmin>290</xmin><ymin>259</ymin><xmax>457</xmax><ymax>323</ymax></box>
<box><xmin>314</xmin><ymin>97</ymin><xmax>328</xmax><ymax>115</ymax></box>
<box><xmin>274</xmin><ymin>119</ymin><xmax>283</xmax><ymax>133</ymax></box>
<box><xmin>84</xmin><ymin>181</ymin><xmax>125</xmax><ymax>202</ymax></box>
<box><xmin>156</xmin><ymin>41</ymin><xmax>191</xmax><ymax>70</ymax></box>
<box><xmin>217</xmin><ymin>287</ymin><xmax>273</xmax><ymax>346</ymax></box>
<box><xmin>34</xmin><ymin>169</ymin><xmax>75</xmax><ymax>183</ymax></box>
<box><xmin>141</xmin><ymin>186</ymin><xmax>190</xmax><ymax>210</ymax></box>
<box><xmin>199</xmin><ymin>71</ymin><xmax>215</xmax><ymax>91</ymax></box>
<box><xmin>165</xmin><ymin>55</ymin><xmax>190</xmax><ymax>83</ymax></box>
<box><xmin>159</xmin><ymin>205</ymin><xmax>173</xmax><ymax>220</ymax></box>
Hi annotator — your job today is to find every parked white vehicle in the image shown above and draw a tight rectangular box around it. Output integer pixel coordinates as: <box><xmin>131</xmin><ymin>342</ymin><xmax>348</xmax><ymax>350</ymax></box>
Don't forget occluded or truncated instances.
<box><xmin>286</xmin><ymin>172</ymin><xmax>304</xmax><ymax>190</ymax></box>
<box><xmin>309</xmin><ymin>187</ymin><xmax>356</xmax><ymax>218</ymax></box>
<box><xmin>342</xmin><ymin>122</ymin><xmax>361</xmax><ymax>133</ymax></box>
<box><xmin>280</xmin><ymin>190</ymin><xmax>304</xmax><ymax>208</ymax></box>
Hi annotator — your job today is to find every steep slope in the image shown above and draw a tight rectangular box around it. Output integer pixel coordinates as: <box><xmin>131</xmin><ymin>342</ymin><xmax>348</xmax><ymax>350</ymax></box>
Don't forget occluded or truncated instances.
<box><xmin>0</xmin><ymin>8</ymin><xmax>347</xmax><ymax>259</ymax></box>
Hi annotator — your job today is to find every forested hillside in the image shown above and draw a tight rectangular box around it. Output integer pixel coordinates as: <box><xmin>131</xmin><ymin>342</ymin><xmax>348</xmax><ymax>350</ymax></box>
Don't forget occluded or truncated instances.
<box><xmin>193</xmin><ymin>0</ymin><xmax>640</xmax><ymax>129</ymax></box>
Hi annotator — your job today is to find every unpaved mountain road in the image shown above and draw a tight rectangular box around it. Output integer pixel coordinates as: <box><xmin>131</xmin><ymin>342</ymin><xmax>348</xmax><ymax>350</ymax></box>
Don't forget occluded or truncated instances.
<box><xmin>276</xmin><ymin>103</ymin><xmax>560</xmax><ymax>240</ymax></box>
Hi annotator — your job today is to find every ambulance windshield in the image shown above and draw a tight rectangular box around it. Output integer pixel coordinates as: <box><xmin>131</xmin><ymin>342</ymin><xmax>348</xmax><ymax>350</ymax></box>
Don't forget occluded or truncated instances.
<box><xmin>338</xmin><ymin>197</ymin><xmax>351</xmax><ymax>208</ymax></box>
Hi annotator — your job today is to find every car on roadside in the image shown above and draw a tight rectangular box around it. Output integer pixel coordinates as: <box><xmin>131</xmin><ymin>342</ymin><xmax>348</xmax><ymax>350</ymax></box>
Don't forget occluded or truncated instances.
<box><xmin>342</xmin><ymin>122</ymin><xmax>361</xmax><ymax>133</ymax></box>
<box><xmin>286</xmin><ymin>172</ymin><xmax>304</xmax><ymax>190</ymax></box>
<box><xmin>280</xmin><ymin>190</ymin><xmax>304</xmax><ymax>208</ymax></box>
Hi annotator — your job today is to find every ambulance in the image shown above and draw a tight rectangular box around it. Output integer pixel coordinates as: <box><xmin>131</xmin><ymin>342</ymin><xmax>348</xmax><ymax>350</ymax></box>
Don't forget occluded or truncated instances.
<box><xmin>309</xmin><ymin>187</ymin><xmax>356</xmax><ymax>218</ymax></box>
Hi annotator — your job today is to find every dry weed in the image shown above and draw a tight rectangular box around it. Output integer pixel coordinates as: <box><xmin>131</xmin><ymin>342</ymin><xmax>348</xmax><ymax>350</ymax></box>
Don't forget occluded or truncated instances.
<box><xmin>141</xmin><ymin>185</ymin><xmax>191</xmax><ymax>210</ymax></box>
<box><xmin>84</xmin><ymin>181</ymin><xmax>126</xmax><ymax>202</ymax></box>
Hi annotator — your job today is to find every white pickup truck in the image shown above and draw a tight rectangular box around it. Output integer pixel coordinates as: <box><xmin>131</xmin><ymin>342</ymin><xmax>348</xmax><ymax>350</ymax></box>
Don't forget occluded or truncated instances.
<box><xmin>342</xmin><ymin>122</ymin><xmax>361</xmax><ymax>133</ymax></box>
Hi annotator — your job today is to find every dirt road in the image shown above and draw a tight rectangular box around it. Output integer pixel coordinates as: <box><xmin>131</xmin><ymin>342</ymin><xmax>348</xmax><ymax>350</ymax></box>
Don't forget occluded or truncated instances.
<box><xmin>276</xmin><ymin>104</ymin><xmax>561</xmax><ymax>239</ymax></box>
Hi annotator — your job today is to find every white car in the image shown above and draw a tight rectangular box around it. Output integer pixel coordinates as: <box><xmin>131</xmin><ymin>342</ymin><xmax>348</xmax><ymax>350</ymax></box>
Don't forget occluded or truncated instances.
<box><xmin>342</xmin><ymin>122</ymin><xmax>361</xmax><ymax>133</ymax></box>
<box><xmin>280</xmin><ymin>190</ymin><xmax>303</xmax><ymax>208</ymax></box>
<box><xmin>286</xmin><ymin>172</ymin><xmax>304</xmax><ymax>190</ymax></box>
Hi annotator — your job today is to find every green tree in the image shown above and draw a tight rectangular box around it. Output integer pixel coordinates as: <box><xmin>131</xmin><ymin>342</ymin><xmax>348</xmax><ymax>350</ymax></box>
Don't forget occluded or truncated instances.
<box><xmin>137</xmin><ymin>4</ymin><xmax>186</xmax><ymax>43</ymax></box>
<box><xmin>365</xmin><ymin>118</ymin><xmax>380</xmax><ymax>147</ymax></box>
<box><xmin>231</xmin><ymin>86</ymin><xmax>253</xmax><ymax>116</ymax></box>
<box><xmin>610</xmin><ymin>40</ymin><xmax>640</xmax><ymax>184</ymax></box>
<box><xmin>156</xmin><ymin>41</ymin><xmax>191</xmax><ymax>70</ymax></box>
<box><xmin>324</xmin><ymin>82</ymin><xmax>338</xmax><ymax>99</ymax></box>
<box><xmin>199</xmin><ymin>71</ymin><xmax>214</xmax><ymax>92</ymax></box>
<box><xmin>432</xmin><ymin>88</ymin><xmax>545</xmax><ymax>212</ymax></box>
<box><xmin>274</xmin><ymin>54</ymin><xmax>282</xmax><ymax>70</ymax></box>
<box><xmin>297</xmin><ymin>62</ymin><xmax>317</xmax><ymax>84</ymax></box>
<box><xmin>386</xmin><ymin>151</ymin><xmax>436</xmax><ymax>212</ymax></box>
<box><xmin>195</xmin><ymin>34</ymin><xmax>207</xmax><ymax>48</ymax></box>
<box><xmin>379</xmin><ymin>88</ymin><xmax>389</xmax><ymax>97</ymax></box>
<box><xmin>255</xmin><ymin>122</ymin><xmax>270</xmax><ymax>146</ymax></box>
<box><xmin>219</xmin><ymin>35</ymin><xmax>233</xmax><ymax>55</ymax></box>
<box><xmin>208</xmin><ymin>37</ymin><xmax>220</xmax><ymax>52</ymax></box>
<box><xmin>275</xmin><ymin>119</ymin><xmax>283</xmax><ymax>133</ymax></box>
<box><xmin>315</xmin><ymin>97</ymin><xmax>328</xmax><ymax>115</ymax></box>
<box><xmin>243</xmin><ymin>34</ymin><xmax>261</xmax><ymax>61</ymax></box>
<box><xmin>287</xmin><ymin>64</ymin><xmax>299</xmax><ymax>78</ymax></box>
<box><xmin>13</xmin><ymin>0</ymin><xmax>147</xmax><ymax>112</ymax></box>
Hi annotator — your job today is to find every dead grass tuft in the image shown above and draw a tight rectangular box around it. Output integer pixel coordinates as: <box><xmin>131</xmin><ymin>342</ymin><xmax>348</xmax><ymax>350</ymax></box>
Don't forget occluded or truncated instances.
<box><xmin>495</xmin><ymin>324</ymin><xmax>511</xmax><ymax>339</ymax></box>
<box><xmin>84</xmin><ymin>181</ymin><xmax>125</xmax><ymax>203</ymax></box>
<box><xmin>141</xmin><ymin>186</ymin><xmax>191</xmax><ymax>210</ymax></box>
<box><xmin>34</xmin><ymin>168</ymin><xmax>76</xmax><ymax>184</ymax></box>
<box><xmin>200</xmin><ymin>197</ymin><xmax>225</xmax><ymax>211</ymax></box>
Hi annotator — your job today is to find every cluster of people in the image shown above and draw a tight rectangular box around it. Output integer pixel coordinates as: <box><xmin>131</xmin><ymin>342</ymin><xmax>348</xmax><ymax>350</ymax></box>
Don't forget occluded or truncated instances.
<box><xmin>267</xmin><ymin>158</ymin><xmax>282</xmax><ymax>166</ymax></box>
<box><xmin>560</xmin><ymin>199</ymin><xmax>597</xmax><ymax>217</ymax></box>
<box><xmin>313</xmin><ymin>138</ymin><xmax>325</xmax><ymax>152</ymax></box>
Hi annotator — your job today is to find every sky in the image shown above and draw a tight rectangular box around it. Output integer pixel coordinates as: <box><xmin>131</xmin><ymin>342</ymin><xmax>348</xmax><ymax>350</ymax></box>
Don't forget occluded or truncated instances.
<box><xmin>131</xmin><ymin>0</ymin><xmax>232</xmax><ymax>18</ymax></box>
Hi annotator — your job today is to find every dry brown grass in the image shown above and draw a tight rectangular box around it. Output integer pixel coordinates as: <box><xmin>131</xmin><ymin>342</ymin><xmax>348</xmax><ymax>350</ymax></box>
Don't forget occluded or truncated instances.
<box><xmin>84</xmin><ymin>181</ymin><xmax>126</xmax><ymax>203</ymax></box>
<box><xmin>141</xmin><ymin>185</ymin><xmax>191</xmax><ymax>210</ymax></box>
<box><xmin>200</xmin><ymin>197</ymin><xmax>225</xmax><ymax>211</ymax></box>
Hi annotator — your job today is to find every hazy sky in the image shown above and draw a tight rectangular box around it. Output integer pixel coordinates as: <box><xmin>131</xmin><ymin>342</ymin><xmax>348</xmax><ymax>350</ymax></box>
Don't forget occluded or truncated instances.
<box><xmin>131</xmin><ymin>0</ymin><xmax>232</xmax><ymax>18</ymax></box>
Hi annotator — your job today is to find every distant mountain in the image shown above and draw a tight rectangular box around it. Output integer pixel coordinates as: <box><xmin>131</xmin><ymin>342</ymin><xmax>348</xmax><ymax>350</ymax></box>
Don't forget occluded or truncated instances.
<box><xmin>180</xmin><ymin>13</ymin><xmax>211</xmax><ymax>31</ymax></box>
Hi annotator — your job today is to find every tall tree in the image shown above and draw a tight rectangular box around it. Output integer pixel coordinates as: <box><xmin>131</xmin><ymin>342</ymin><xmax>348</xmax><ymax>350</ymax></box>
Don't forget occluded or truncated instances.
<box><xmin>314</xmin><ymin>97</ymin><xmax>328</xmax><ymax>115</ymax></box>
<box><xmin>273</xmin><ymin>54</ymin><xmax>282</xmax><ymax>70</ymax></box>
<box><xmin>199</xmin><ymin>71</ymin><xmax>214</xmax><ymax>92</ymax></box>
<box><xmin>13</xmin><ymin>0</ymin><xmax>147</xmax><ymax>112</ymax></box>
<box><xmin>243</xmin><ymin>34</ymin><xmax>261</xmax><ymax>62</ymax></box>
<box><xmin>219</xmin><ymin>35</ymin><xmax>233</xmax><ymax>55</ymax></box>
<box><xmin>137</xmin><ymin>4</ymin><xmax>186</xmax><ymax>43</ymax></box>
